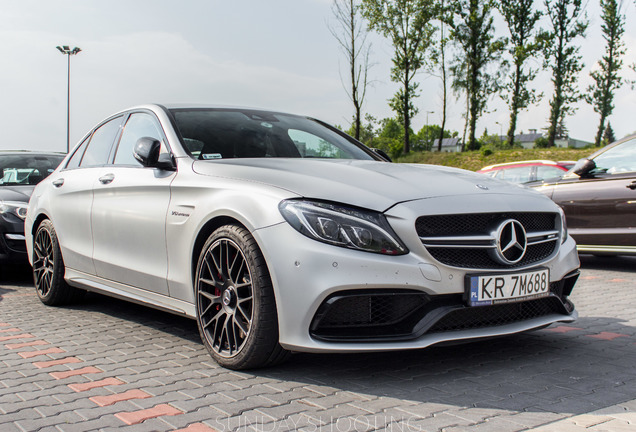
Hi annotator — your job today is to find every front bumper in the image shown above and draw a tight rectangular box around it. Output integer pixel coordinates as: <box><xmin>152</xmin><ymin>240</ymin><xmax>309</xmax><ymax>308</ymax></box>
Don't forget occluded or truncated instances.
<box><xmin>0</xmin><ymin>215</ymin><xmax>27</xmax><ymax>264</ymax></box>
<box><xmin>254</xmin><ymin>194</ymin><xmax>580</xmax><ymax>353</ymax></box>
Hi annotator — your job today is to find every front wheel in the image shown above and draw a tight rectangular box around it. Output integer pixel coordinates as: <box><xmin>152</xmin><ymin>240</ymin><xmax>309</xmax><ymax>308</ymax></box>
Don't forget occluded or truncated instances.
<box><xmin>33</xmin><ymin>220</ymin><xmax>84</xmax><ymax>305</ymax></box>
<box><xmin>195</xmin><ymin>224</ymin><xmax>288</xmax><ymax>370</ymax></box>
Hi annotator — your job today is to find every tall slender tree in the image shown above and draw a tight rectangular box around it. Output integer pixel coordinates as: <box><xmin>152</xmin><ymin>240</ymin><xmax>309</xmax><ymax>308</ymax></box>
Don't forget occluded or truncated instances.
<box><xmin>585</xmin><ymin>0</ymin><xmax>625</xmax><ymax>147</ymax></box>
<box><xmin>498</xmin><ymin>0</ymin><xmax>543</xmax><ymax>147</ymax></box>
<box><xmin>362</xmin><ymin>0</ymin><xmax>437</xmax><ymax>154</ymax></box>
<box><xmin>432</xmin><ymin>0</ymin><xmax>450</xmax><ymax>151</ymax></box>
<box><xmin>448</xmin><ymin>0</ymin><xmax>504</xmax><ymax>151</ymax></box>
<box><xmin>543</xmin><ymin>0</ymin><xmax>588</xmax><ymax>147</ymax></box>
<box><xmin>329</xmin><ymin>0</ymin><xmax>372</xmax><ymax>141</ymax></box>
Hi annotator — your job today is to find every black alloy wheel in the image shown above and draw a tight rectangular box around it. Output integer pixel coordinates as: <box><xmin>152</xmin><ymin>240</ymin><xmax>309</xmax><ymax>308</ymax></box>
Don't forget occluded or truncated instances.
<box><xmin>195</xmin><ymin>224</ymin><xmax>288</xmax><ymax>369</ymax></box>
<box><xmin>33</xmin><ymin>220</ymin><xmax>83</xmax><ymax>305</ymax></box>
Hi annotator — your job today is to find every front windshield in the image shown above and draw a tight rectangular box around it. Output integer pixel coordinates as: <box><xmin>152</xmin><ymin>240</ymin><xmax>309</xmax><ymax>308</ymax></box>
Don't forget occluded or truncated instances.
<box><xmin>169</xmin><ymin>108</ymin><xmax>375</xmax><ymax>161</ymax></box>
<box><xmin>0</xmin><ymin>154</ymin><xmax>64</xmax><ymax>186</ymax></box>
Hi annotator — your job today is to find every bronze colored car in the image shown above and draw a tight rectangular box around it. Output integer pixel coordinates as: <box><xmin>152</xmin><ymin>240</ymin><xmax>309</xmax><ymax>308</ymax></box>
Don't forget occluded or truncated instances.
<box><xmin>532</xmin><ymin>134</ymin><xmax>636</xmax><ymax>255</ymax></box>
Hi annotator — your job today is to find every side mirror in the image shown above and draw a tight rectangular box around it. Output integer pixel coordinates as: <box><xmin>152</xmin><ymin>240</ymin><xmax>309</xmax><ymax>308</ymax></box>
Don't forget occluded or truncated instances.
<box><xmin>371</xmin><ymin>148</ymin><xmax>392</xmax><ymax>162</ymax></box>
<box><xmin>571</xmin><ymin>158</ymin><xmax>596</xmax><ymax>177</ymax></box>
<box><xmin>133</xmin><ymin>137</ymin><xmax>175</xmax><ymax>171</ymax></box>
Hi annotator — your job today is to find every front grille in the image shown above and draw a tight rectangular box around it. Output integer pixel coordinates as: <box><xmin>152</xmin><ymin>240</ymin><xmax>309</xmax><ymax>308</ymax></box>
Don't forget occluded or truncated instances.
<box><xmin>310</xmin><ymin>284</ymin><xmax>572</xmax><ymax>342</ymax></box>
<box><xmin>416</xmin><ymin>212</ymin><xmax>556</xmax><ymax>237</ymax></box>
<box><xmin>428</xmin><ymin>241</ymin><xmax>556</xmax><ymax>269</ymax></box>
<box><xmin>314</xmin><ymin>291</ymin><xmax>427</xmax><ymax>328</ymax></box>
<box><xmin>427</xmin><ymin>296</ymin><xmax>567</xmax><ymax>333</ymax></box>
<box><xmin>416</xmin><ymin>212</ymin><xmax>559</xmax><ymax>269</ymax></box>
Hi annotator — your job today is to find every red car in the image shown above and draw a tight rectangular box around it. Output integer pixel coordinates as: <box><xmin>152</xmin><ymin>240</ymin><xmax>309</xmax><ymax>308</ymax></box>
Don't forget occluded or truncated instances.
<box><xmin>478</xmin><ymin>160</ymin><xmax>575</xmax><ymax>184</ymax></box>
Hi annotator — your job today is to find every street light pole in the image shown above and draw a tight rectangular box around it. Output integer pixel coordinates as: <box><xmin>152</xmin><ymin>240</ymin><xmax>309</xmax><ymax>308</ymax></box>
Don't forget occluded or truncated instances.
<box><xmin>426</xmin><ymin>111</ymin><xmax>434</xmax><ymax>150</ymax></box>
<box><xmin>56</xmin><ymin>45</ymin><xmax>81</xmax><ymax>153</ymax></box>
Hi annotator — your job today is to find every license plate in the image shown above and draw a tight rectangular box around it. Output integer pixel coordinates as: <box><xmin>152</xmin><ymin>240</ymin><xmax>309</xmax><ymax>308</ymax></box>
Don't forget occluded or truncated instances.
<box><xmin>467</xmin><ymin>268</ymin><xmax>550</xmax><ymax>306</ymax></box>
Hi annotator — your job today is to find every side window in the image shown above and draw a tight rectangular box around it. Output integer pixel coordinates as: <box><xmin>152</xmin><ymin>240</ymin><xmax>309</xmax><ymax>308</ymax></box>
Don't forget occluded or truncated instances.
<box><xmin>65</xmin><ymin>137</ymin><xmax>89</xmax><ymax>169</ymax></box>
<box><xmin>499</xmin><ymin>166</ymin><xmax>532</xmax><ymax>183</ymax></box>
<box><xmin>114</xmin><ymin>113</ymin><xmax>167</xmax><ymax>166</ymax></box>
<box><xmin>536</xmin><ymin>165</ymin><xmax>566</xmax><ymax>180</ymax></box>
<box><xmin>593</xmin><ymin>138</ymin><xmax>636</xmax><ymax>174</ymax></box>
<box><xmin>80</xmin><ymin>117</ymin><xmax>123</xmax><ymax>167</ymax></box>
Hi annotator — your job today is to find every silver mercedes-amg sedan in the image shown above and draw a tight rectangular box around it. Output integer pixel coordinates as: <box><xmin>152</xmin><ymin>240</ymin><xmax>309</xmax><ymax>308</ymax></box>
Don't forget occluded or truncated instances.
<box><xmin>26</xmin><ymin>104</ymin><xmax>580</xmax><ymax>369</ymax></box>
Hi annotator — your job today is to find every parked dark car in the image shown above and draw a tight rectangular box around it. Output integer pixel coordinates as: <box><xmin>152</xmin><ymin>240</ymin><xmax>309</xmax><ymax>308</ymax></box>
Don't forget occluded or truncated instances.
<box><xmin>532</xmin><ymin>134</ymin><xmax>636</xmax><ymax>255</ymax></box>
<box><xmin>0</xmin><ymin>152</ymin><xmax>65</xmax><ymax>265</ymax></box>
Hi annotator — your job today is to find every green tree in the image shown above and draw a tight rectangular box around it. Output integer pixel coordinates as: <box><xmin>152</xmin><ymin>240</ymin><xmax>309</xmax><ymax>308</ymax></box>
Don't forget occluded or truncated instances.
<box><xmin>603</xmin><ymin>121</ymin><xmax>616</xmax><ymax>145</ymax></box>
<box><xmin>543</xmin><ymin>0</ymin><xmax>588</xmax><ymax>147</ymax></box>
<box><xmin>585</xmin><ymin>0</ymin><xmax>625</xmax><ymax>147</ymax></box>
<box><xmin>361</xmin><ymin>0</ymin><xmax>437</xmax><ymax>153</ymax></box>
<box><xmin>448</xmin><ymin>0</ymin><xmax>505</xmax><ymax>151</ymax></box>
<box><xmin>329</xmin><ymin>0</ymin><xmax>372</xmax><ymax>140</ymax></box>
<box><xmin>498</xmin><ymin>0</ymin><xmax>543</xmax><ymax>148</ymax></box>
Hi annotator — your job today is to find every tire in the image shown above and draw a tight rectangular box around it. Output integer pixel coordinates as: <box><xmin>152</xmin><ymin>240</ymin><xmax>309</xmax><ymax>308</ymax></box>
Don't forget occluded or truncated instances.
<box><xmin>195</xmin><ymin>224</ymin><xmax>289</xmax><ymax>370</ymax></box>
<box><xmin>33</xmin><ymin>220</ymin><xmax>84</xmax><ymax>305</ymax></box>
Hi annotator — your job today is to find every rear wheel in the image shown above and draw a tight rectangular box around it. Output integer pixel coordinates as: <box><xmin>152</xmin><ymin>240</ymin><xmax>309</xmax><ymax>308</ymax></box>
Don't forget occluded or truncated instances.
<box><xmin>195</xmin><ymin>224</ymin><xmax>288</xmax><ymax>369</ymax></box>
<box><xmin>33</xmin><ymin>220</ymin><xmax>84</xmax><ymax>305</ymax></box>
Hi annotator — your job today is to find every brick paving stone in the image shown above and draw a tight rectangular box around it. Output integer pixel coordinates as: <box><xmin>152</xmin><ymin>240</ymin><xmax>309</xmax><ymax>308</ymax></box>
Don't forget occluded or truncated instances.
<box><xmin>173</xmin><ymin>423</ymin><xmax>219</xmax><ymax>432</ymax></box>
<box><xmin>4</xmin><ymin>340</ymin><xmax>49</xmax><ymax>349</ymax></box>
<box><xmin>49</xmin><ymin>366</ymin><xmax>103</xmax><ymax>380</ymax></box>
<box><xmin>0</xmin><ymin>333</ymin><xmax>34</xmax><ymax>342</ymax></box>
<box><xmin>114</xmin><ymin>403</ymin><xmax>183</xmax><ymax>425</ymax></box>
<box><xmin>68</xmin><ymin>377</ymin><xmax>125</xmax><ymax>392</ymax></box>
<box><xmin>90</xmin><ymin>389</ymin><xmax>152</xmax><ymax>407</ymax></box>
<box><xmin>18</xmin><ymin>346</ymin><xmax>65</xmax><ymax>358</ymax></box>
<box><xmin>33</xmin><ymin>357</ymin><xmax>83</xmax><ymax>368</ymax></box>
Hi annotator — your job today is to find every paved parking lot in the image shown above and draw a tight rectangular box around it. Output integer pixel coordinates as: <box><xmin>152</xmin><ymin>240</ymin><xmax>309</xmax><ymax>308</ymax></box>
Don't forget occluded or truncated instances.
<box><xmin>1</xmin><ymin>255</ymin><xmax>635</xmax><ymax>432</ymax></box>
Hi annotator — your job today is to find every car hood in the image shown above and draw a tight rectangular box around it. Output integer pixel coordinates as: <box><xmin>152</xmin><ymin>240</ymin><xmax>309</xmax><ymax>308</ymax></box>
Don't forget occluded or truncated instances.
<box><xmin>192</xmin><ymin>158</ymin><xmax>539</xmax><ymax>211</ymax></box>
<box><xmin>0</xmin><ymin>185</ymin><xmax>35</xmax><ymax>203</ymax></box>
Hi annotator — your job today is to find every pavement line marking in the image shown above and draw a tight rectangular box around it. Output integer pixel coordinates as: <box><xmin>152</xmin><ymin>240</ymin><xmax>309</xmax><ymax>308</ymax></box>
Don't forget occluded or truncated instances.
<box><xmin>18</xmin><ymin>347</ymin><xmax>65</xmax><ymax>358</ymax></box>
<box><xmin>5</xmin><ymin>340</ymin><xmax>49</xmax><ymax>349</ymax></box>
<box><xmin>33</xmin><ymin>357</ymin><xmax>82</xmax><ymax>368</ymax></box>
<box><xmin>114</xmin><ymin>403</ymin><xmax>183</xmax><ymax>425</ymax></box>
<box><xmin>0</xmin><ymin>333</ymin><xmax>34</xmax><ymax>342</ymax></box>
<box><xmin>0</xmin><ymin>328</ymin><xmax>21</xmax><ymax>333</ymax></box>
<box><xmin>0</xmin><ymin>323</ymin><xmax>11</xmax><ymax>326</ymax></box>
<box><xmin>586</xmin><ymin>332</ymin><xmax>630</xmax><ymax>341</ymax></box>
<box><xmin>49</xmin><ymin>366</ymin><xmax>102</xmax><ymax>380</ymax></box>
<box><xmin>90</xmin><ymin>389</ymin><xmax>152</xmax><ymax>407</ymax></box>
<box><xmin>69</xmin><ymin>377</ymin><xmax>124</xmax><ymax>392</ymax></box>
<box><xmin>174</xmin><ymin>424</ymin><xmax>220</xmax><ymax>432</ymax></box>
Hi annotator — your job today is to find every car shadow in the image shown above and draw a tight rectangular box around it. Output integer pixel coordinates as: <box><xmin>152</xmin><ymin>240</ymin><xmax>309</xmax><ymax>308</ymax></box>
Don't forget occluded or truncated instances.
<box><xmin>58</xmin><ymin>290</ymin><xmax>636</xmax><ymax>416</ymax></box>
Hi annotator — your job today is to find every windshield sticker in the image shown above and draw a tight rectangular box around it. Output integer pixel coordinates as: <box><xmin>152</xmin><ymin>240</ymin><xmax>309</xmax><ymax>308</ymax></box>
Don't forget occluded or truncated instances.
<box><xmin>201</xmin><ymin>153</ymin><xmax>222</xmax><ymax>160</ymax></box>
<box><xmin>260</xmin><ymin>122</ymin><xmax>273</xmax><ymax>129</ymax></box>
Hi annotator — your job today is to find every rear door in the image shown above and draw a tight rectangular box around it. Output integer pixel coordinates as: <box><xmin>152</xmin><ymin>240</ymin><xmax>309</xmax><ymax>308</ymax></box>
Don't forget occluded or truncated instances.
<box><xmin>48</xmin><ymin>116</ymin><xmax>123</xmax><ymax>274</ymax></box>
<box><xmin>90</xmin><ymin>111</ymin><xmax>175</xmax><ymax>295</ymax></box>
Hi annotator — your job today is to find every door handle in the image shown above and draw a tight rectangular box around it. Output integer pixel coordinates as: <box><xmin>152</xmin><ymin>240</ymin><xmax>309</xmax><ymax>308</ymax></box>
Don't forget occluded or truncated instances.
<box><xmin>52</xmin><ymin>178</ymin><xmax>64</xmax><ymax>188</ymax></box>
<box><xmin>99</xmin><ymin>173</ymin><xmax>115</xmax><ymax>185</ymax></box>
<box><xmin>627</xmin><ymin>181</ymin><xmax>636</xmax><ymax>190</ymax></box>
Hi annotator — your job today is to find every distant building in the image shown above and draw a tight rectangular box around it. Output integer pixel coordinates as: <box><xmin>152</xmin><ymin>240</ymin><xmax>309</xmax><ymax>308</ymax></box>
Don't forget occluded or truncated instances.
<box><xmin>432</xmin><ymin>128</ymin><xmax>592</xmax><ymax>152</ymax></box>
<box><xmin>430</xmin><ymin>137</ymin><xmax>462</xmax><ymax>152</ymax></box>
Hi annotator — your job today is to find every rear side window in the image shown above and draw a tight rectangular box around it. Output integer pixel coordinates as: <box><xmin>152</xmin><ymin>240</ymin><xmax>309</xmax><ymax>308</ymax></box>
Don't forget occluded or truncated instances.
<box><xmin>79</xmin><ymin>117</ymin><xmax>123</xmax><ymax>167</ymax></box>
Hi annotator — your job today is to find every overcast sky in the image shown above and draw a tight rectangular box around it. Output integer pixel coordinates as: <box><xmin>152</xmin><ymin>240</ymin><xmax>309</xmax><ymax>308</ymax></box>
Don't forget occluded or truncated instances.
<box><xmin>1</xmin><ymin>0</ymin><xmax>635</xmax><ymax>153</ymax></box>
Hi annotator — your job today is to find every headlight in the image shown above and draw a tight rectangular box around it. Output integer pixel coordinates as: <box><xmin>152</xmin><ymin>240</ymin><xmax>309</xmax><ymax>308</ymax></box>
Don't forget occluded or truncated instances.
<box><xmin>0</xmin><ymin>201</ymin><xmax>28</xmax><ymax>221</ymax></box>
<box><xmin>559</xmin><ymin>207</ymin><xmax>568</xmax><ymax>244</ymax></box>
<box><xmin>279</xmin><ymin>200</ymin><xmax>408</xmax><ymax>255</ymax></box>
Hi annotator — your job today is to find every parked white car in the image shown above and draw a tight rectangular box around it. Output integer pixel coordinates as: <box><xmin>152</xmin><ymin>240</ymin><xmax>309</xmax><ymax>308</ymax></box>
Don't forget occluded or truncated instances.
<box><xmin>26</xmin><ymin>105</ymin><xmax>580</xmax><ymax>369</ymax></box>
